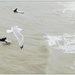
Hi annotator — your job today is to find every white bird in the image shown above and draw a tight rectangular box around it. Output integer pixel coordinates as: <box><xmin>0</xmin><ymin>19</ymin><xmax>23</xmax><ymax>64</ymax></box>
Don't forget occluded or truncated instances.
<box><xmin>6</xmin><ymin>26</ymin><xmax>24</xmax><ymax>49</ymax></box>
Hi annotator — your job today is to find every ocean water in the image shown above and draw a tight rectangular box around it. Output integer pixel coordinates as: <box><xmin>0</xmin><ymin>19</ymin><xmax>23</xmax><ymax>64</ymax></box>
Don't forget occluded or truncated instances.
<box><xmin>0</xmin><ymin>1</ymin><xmax>75</xmax><ymax>74</ymax></box>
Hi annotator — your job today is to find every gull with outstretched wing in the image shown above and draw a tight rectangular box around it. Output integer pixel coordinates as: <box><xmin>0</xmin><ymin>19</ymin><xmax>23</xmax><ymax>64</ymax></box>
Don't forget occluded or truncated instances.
<box><xmin>6</xmin><ymin>26</ymin><xmax>24</xmax><ymax>49</ymax></box>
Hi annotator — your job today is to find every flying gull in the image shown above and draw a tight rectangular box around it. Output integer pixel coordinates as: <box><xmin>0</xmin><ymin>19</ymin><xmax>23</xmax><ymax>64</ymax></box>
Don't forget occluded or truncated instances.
<box><xmin>6</xmin><ymin>26</ymin><xmax>24</xmax><ymax>49</ymax></box>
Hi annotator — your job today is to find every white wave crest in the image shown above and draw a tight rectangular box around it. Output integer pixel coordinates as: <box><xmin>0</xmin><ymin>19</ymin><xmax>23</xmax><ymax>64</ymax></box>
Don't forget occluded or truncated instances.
<box><xmin>45</xmin><ymin>33</ymin><xmax>75</xmax><ymax>53</ymax></box>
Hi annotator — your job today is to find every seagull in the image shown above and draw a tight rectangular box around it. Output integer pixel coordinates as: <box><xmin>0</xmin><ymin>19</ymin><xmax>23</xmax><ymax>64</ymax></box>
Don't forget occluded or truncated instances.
<box><xmin>12</xmin><ymin>8</ymin><xmax>24</xmax><ymax>14</ymax></box>
<box><xmin>6</xmin><ymin>26</ymin><xmax>24</xmax><ymax>49</ymax></box>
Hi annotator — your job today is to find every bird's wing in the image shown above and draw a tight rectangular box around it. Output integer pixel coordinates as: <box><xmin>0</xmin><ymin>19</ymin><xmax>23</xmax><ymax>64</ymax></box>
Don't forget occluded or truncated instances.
<box><xmin>12</xmin><ymin>27</ymin><xmax>24</xmax><ymax>47</ymax></box>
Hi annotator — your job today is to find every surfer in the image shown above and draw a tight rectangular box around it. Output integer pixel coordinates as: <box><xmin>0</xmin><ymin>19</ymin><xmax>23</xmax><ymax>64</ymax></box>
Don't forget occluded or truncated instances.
<box><xmin>0</xmin><ymin>37</ymin><xmax>7</xmax><ymax>43</ymax></box>
<box><xmin>13</xmin><ymin>8</ymin><xmax>18</xmax><ymax>13</ymax></box>
<box><xmin>0</xmin><ymin>37</ymin><xmax>10</xmax><ymax>44</ymax></box>
<box><xmin>13</xmin><ymin>8</ymin><xmax>24</xmax><ymax>14</ymax></box>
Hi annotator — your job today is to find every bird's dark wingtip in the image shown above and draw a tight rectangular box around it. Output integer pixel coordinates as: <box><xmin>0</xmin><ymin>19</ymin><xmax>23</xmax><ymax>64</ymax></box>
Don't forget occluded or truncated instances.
<box><xmin>20</xmin><ymin>45</ymin><xmax>23</xmax><ymax>49</ymax></box>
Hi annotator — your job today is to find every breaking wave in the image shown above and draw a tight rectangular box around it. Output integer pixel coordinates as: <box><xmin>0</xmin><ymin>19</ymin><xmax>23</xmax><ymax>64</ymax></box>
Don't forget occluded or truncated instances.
<box><xmin>44</xmin><ymin>33</ymin><xmax>75</xmax><ymax>53</ymax></box>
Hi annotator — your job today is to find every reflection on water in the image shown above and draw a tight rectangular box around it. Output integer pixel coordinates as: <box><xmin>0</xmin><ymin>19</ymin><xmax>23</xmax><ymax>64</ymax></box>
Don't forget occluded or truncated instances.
<box><xmin>44</xmin><ymin>33</ymin><xmax>75</xmax><ymax>73</ymax></box>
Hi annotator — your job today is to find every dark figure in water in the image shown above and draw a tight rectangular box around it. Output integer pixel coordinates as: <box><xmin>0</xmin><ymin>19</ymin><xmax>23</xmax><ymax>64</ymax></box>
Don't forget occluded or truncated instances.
<box><xmin>0</xmin><ymin>37</ymin><xmax>8</xmax><ymax>44</ymax></box>
<box><xmin>13</xmin><ymin>8</ymin><xmax>18</xmax><ymax>13</ymax></box>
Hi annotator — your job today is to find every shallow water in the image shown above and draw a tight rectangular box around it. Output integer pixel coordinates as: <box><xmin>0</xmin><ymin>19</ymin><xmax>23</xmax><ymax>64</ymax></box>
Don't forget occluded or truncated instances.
<box><xmin>0</xmin><ymin>1</ymin><xmax>75</xmax><ymax>74</ymax></box>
